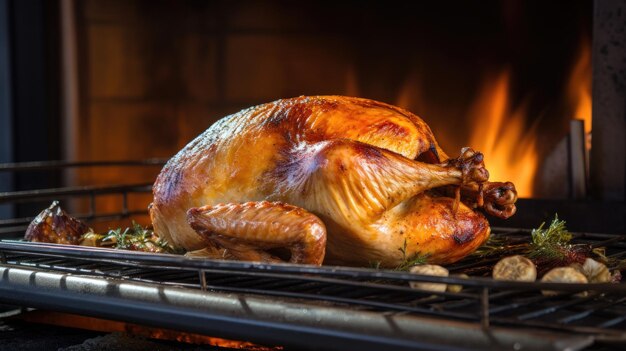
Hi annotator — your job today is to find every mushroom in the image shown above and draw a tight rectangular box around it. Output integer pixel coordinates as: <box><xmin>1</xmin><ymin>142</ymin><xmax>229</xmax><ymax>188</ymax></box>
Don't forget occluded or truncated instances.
<box><xmin>540</xmin><ymin>267</ymin><xmax>588</xmax><ymax>296</ymax></box>
<box><xmin>409</xmin><ymin>265</ymin><xmax>449</xmax><ymax>292</ymax></box>
<box><xmin>492</xmin><ymin>255</ymin><xmax>537</xmax><ymax>282</ymax></box>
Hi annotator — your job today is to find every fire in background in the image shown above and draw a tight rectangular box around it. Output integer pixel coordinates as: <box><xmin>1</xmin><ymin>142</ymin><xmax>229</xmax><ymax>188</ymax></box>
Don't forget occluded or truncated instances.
<box><xmin>67</xmin><ymin>0</ymin><xmax>591</xmax><ymax>228</ymax></box>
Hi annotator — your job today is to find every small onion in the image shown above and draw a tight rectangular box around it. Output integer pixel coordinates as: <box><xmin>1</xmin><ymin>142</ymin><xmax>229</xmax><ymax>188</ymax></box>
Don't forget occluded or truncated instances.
<box><xmin>409</xmin><ymin>265</ymin><xmax>449</xmax><ymax>292</ymax></box>
<box><xmin>492</xmin><ymin>255</ymin><xmax>537</xmax><ymax>282</ymax></box>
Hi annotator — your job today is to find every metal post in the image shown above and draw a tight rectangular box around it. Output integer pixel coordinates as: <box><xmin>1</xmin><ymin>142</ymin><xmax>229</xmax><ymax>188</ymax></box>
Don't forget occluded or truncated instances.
<box><xmin>590</xmin><ymin>0</ymin><xmax>626</xmax><ymax>201</ymax></box>
<box><xmin>0</xmin><ymin>0</ymin><xmax>15</xmax><ymax>220</ymax></box>
<box><xmin>569</xmin><ymin>120</ymin><xmax>588</xmax><ymax>198</ymax></box>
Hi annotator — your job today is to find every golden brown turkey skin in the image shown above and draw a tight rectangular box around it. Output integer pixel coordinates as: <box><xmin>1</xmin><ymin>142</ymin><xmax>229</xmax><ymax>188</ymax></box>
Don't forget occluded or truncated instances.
<box><xmin>151</xmin><ymin>96</ymin><xmax>516</xmax><ymax>267</ymax></box>
<box><xmin>188</xmin><ymin>201</ymin><xmax>326</xmax><ymax>265</ymax></box>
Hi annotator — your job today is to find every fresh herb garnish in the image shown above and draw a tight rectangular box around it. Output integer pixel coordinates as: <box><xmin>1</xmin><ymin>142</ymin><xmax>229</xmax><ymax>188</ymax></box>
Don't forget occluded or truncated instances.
<box><xmin>86</xmin><ymin>221</ymin><xmax>178</xmax><ymax>253</ymax></box>
<box><xmin>470</xmin><ymin>234</ymin><xmax>511</xmax><ymax>258</ymax></box>
<box><xmin>395</xmin><ymin>238</ymin><xmax>429</xmax><ymax>271</ymax></box>
<box><xmin>528</xmin><ymin>214</ymin><xmax>573</xmax><ymax>260</ymax></box>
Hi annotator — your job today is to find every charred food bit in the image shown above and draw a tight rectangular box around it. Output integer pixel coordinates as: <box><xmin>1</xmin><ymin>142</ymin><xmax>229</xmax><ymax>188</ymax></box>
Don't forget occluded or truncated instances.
<box><xmin>409</xmin><ymin>264</ymin><xmax>449</xmax><ymax>292</ymax></box>
<box><xmin>492</xmin><ymin>255</ymin><xmax>537</xmax><ymax>282</ymax></box>
<box><xmin>540</xmin><ymin>267</ymin><xmax>588</xmax><ymax>297</ymax></box>
<box><xmin>571</xmin><ymin>258</ymin><xmax>611</xmax><ymax>283</ymax></box>
<box><xmin>24</xmin><ymin>201</ymin><xmax>90</xmax><ymax>245</ymax></box>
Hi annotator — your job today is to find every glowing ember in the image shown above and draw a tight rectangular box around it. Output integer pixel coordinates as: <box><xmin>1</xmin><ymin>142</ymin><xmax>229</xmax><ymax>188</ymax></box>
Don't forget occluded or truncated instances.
<box><xmin>466</xmin><ymin>70</ymin><xmax>538</xmax><ymax>198</ymax></box>
<box><xmin>15</xmin><ymin>310</ymin><xmax>282</xmax><ymax>350</ymax></box>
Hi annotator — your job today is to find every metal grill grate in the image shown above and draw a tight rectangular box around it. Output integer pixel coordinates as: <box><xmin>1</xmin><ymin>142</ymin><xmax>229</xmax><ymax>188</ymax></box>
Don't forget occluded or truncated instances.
<box><xmin>0</xmin><ymin>159</ymin><xmax>165</xmax><ymax>237</ymax></box>
<box><xmin>0</xmin><ymin>232</ymin><xmax>625</xmax><ymax>336</ymax></box>
<box><xmin>1</xmin><ymin>160</ymin><xmax>625</xmax><ymax>350</ymax></box>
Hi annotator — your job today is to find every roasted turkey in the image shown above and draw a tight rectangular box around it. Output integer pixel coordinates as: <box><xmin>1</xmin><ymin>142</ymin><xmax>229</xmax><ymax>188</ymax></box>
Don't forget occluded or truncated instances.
<box><xmin>150</xmin><ymin>96</ymin><xmax>517</xmax><ymax>267</ymax></box>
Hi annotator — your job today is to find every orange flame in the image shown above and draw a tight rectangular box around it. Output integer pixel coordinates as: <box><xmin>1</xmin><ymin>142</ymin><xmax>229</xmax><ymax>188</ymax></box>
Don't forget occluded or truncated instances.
<box><xmin>390</xmin><ymin>67</ymin><xmax>539</xmax><ymax>197</ymax></box>
<box><xmin>466</xmin><ymin>70</ymin><xmax>538</xmax><ymax>198</ymax></box>
<box><xmin>352</xmin><ymin>42</ymin><xmax>592</xmax><ymax>199</ymax></box>
<box><xmin>567</xmin><ymin>38</ymin><xmax>592</xmax><ymax>149</ymax></box>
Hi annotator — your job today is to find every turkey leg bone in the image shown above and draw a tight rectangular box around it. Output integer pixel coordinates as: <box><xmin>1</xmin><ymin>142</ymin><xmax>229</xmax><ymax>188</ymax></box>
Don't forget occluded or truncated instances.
<box><xmin>432</xmin><ymin>147</ymin><xmax>517</xmax><ymax>219</ymax></box>
<box><xmin>278</xmin><ymin>140</ymin><xmax>490</xmax><ymax>225</ymax></box>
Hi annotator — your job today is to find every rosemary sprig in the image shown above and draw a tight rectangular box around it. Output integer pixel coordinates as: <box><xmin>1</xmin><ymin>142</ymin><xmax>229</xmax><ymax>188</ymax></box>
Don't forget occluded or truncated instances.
<box><xmin>395</xmin><ymin>238</ymin><xmax>429</xmax><ymax>271</ymax></box>
<box><xmin>93</xmin><ymin>222</ymin><xmax>178</xmax><ymax>253</ymax></box>
<box><xmin>528</xmin><ymin>214</ymin><xmax>573</xmax><ymax>260</ymax></box>
<box><xmin>368</xmin><ymin>261</ymin><xmax>382</xmax><ymax>269</ymax></box>
<box><xmin>470</xmin><ymin>234</ymin><xmax>511</xmax><ymax>258</ymax></box>
<box><xmin>396</xmin><ymin>254</ymin><xmax>429</xmax><ymax>271</ymax></box>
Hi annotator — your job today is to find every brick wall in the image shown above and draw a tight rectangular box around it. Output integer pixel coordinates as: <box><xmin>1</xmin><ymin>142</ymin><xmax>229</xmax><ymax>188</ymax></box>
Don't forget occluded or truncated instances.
<box><xmin>70</xmin><ymin>0</ymin><xmax>592</xmax><ymax>222</ymax></box>
<box><xmin>72</xmin><ymin>0</ymin><xmax>362</xmax><ymax>226</ymax></box>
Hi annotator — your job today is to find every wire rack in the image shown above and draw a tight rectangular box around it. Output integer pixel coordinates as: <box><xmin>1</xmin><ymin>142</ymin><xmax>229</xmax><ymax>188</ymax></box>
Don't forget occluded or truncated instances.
<box><xmin>0</xmin><ymin>160</ymin><xmax>625</xmax><ymax>351</ymax></box>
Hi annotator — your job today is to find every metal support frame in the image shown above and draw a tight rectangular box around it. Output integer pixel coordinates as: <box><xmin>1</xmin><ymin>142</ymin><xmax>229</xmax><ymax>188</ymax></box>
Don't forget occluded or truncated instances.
<box><xmin>0</xmin><ymin>0</ymin><xmax>14</xmax><ymax>219</ymax></box>
<box><xmin>0</xmin><ymin>0</ymin><xmax>62</xmax><ymax>218</ymax></box>
<box><xmin>0</xmin><ymin>265</ymin><xmax>596</xmax><ymax>351</ymax></box>
<box><xmin>591</xmin><ymin>0</ymin><xmax>626</xmax><ymax>201</ymax></box>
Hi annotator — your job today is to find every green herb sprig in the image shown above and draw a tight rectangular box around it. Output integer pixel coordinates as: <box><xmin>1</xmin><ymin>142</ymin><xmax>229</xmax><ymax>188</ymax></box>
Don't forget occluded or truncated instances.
<box><xmin>98</xmin><ymin>222</ymin><xmax>177</xmax><ymax>253</ymax></box>
<box><xmin>528</xmin><ymin>214</ymin><xmax>573</xmax><ymax>260</ymax></box>
<box><xmin>395</xmin><ymin>238</ymin><xmax>429</xmax><ymax>271</ymax></box>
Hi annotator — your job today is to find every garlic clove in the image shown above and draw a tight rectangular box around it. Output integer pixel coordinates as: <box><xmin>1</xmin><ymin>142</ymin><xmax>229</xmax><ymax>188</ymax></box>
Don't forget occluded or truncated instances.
<box><xmin>581</xmin><ymin>258</ymin><xmax>611</xmax><ymax>283</ymax></box>
<box><xmin>409</xmin><ymin>265</ymin><xmax>449</xmax><ymax>292</ymax></box>
<box><xmin>541</xmin><ymin>267</ymin><xmax>588</xmax><ymax>296</ymax></box>
<box><xmin>446</xmin><ymin>273</ymin><xmax>469</xmax><ymax>293</ymax></box>
<box><xmin>492</xmin><ymin>255</ymin><xmax>537</xmax><ymax>282</ymax></box>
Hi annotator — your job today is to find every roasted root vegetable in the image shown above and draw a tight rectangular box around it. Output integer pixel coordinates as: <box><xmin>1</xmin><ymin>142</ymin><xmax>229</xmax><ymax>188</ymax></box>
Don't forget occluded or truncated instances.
<box><xmin>25</xmin><ymin>202</ymin><xmax>176</xmax><ymax>254</ymax></box>
<box><xmin>24</xmin><ymin>201</ymin><xmax>90</xmax><ymax>245</ymax></box>
<box><xmin>540</xmin><ymin>267</ymin><xmax>588</xmax><ymax>296</ymax></box>
<box><xmin>571</xmin><ymin>258</ymin><xmax>611</xmax><ymax>284</ymax></box>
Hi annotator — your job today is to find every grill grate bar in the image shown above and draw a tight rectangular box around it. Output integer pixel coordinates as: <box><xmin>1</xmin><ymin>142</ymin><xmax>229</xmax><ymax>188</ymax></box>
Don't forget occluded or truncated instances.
<box><xmin>0</xmin><ymin>211</ymin><xmax>151</xmax><ymax>237</ymax></box>
<box><xmin>1</xmin><ymin>237</ymin><xmax>626</xmax><ymax>339</ymax></box>
<box><xmin>0</xmin><ymin>159</ymin><xmax>167</xmax><ymax>172</ymax></box>
<box><xmin>490</xmin><ymin>316</ymin><xmax>626</xmax><ymax>336</ymax></box>
<box><xmin>199</xmin><ymin>282</ymin><xmax>478</xmax><ymax>321</ymax></box>
<box><xmin>515</xmin><ymin>294</ymin><xmax>599</xmax><ymax>321</ymax></box>
<box><xmin>1</xmin><ymin>240</ymin><xmax>623</xmax><ymax>294</ymax></box>
<box><xmin>597</xmin><ymin>314</ymin><xmax>626</xmax><ymax>328</ymax></box>
<box><xmin>242</xmin><ymin>278</ymin><xmax>310</xmax><ymax>291</ymax></box>
<box><xmin>488</xmin><ymin>293</ymin><xmax>554</xmax><ymax>314</ymax></box>
<box><xmin>557</xmin><ymin>296</ymin><xmax>626</xmax><ymax>324</ymax></box>
<box><xmin>0</xmin><ymin>184</ymin><xmax>153</xmax><ymax>204</ymax></box>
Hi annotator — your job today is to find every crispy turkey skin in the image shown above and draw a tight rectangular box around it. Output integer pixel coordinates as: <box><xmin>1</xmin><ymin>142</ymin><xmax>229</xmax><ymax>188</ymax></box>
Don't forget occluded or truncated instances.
<box><xmin>150</xmin><ymin>96</ymin><xmax>517</xmax><ymax>267</ymax></box>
